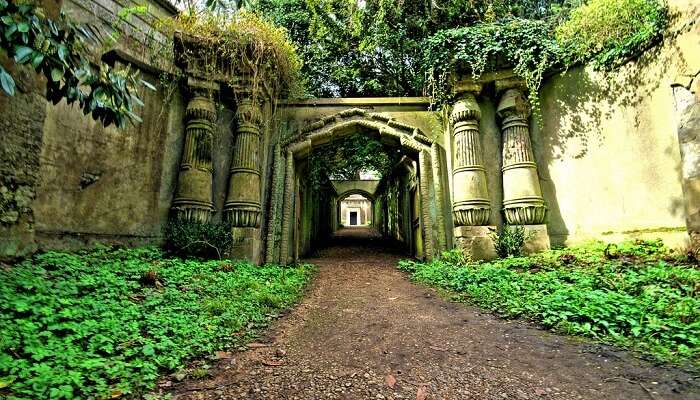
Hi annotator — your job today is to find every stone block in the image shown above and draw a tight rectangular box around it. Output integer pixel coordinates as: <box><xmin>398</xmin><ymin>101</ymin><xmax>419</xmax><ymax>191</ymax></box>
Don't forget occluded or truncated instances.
<box><xmin>518</xmin><ymin>224</ymin><xmax>550</xmax><ymax>254</ymax></box>
<box><xmin>454</xmin><ymin>225</ymin><xmax>497</xmax><ymax>261</ymax></box>
<box><xmin>230</xmin><ymin>227</ymin><xmax>262</xmax><ymax>264</ymax></box>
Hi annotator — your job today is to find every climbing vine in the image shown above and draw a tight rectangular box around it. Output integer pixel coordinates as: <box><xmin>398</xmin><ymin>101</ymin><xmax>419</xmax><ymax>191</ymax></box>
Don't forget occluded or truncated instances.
<box><xmin>0</xmin><ymin>0</ymin><xmax>153</xmax><ymax>128</ymax></box>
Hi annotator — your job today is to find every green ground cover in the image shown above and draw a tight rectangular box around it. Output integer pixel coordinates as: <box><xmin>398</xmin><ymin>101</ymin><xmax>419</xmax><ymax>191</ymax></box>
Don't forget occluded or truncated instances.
<box><xmin>399</xmin><ymin>240</ymin><xmax>700</xmax><ymax>367</ymax></box>
<box><xmin>0</xmin><ymin>247</ymin><xmax>315</xmax><ymax>399</ymax></box>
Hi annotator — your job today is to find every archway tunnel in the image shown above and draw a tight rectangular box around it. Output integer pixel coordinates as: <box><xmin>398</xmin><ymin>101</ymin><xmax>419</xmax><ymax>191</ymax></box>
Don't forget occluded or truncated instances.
<box><xmin>264</xmin><ymin>110</ymin><xmax>450</xmax><ymax>265</ymax></box>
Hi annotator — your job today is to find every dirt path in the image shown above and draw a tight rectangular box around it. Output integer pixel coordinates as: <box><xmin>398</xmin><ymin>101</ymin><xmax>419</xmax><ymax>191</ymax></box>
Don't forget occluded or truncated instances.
<box><xmin>168</xmin><ymin>228</ymin><xmax>699</xmax><ymax>400</ymax></box>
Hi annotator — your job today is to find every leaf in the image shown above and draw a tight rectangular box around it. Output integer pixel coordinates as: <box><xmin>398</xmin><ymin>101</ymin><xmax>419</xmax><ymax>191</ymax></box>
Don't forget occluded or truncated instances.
<box><xmin>0</xmin><ymin>65</ymin><xmax>15</xmax><ymax>96</ymax></box>
<box><xmin>13</xmin><ymin>45</ymin><xmax>33</xmax><ymax>63</ymax></box>
<box><xmin>31</xmin><ymin>52</ymin><xmax>44</xmax><ymax>69</ymax></box>
<box><xmin>385</xmin><ymin>374</ymin><xmax>397</xmax><ymax>389</ymax></box>
<box><xmin>140</xmin><ymin>79</ymin><xmax>156</xmax><ymax>91</ymax></box>
<box><xmin>17</xmin><ymin>22</ymin><xmax>29</xmax><ymax>33</ymax></box>
<box><xmin>51</xmin><ymin>68</ymin><xmax>64</xmax><ymax>82</ymax></box>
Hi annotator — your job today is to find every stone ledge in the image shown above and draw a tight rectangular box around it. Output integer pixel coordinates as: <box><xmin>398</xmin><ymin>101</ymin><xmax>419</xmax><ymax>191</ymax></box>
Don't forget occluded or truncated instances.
<box><xmin>454</xmin><ymin>225</ymin><xmax>497</xmax><ymax>261</ymax></box>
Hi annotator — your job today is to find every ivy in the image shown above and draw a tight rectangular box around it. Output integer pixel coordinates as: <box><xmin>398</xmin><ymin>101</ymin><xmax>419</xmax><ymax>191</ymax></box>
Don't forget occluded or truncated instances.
<box><xmin>422</xmin><ymin>17</ymin><xmax>563</xmax><ymax>105</ymax></box>
<box><xmin>0</xmin><ymin>1</ymin><xmax>153</xmax><ymax>128</ymax></box>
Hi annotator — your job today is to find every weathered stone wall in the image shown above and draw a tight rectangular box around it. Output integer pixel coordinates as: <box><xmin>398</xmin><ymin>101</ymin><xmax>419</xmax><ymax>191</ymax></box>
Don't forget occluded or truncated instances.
<box><xmin>0</xmin><ymin>0</ymin><xmax>179</xmax><ymax>258</ymax></box>
<box><xmin>530</xmin><ymin>0</ymin><xmax>700</xmax><ymax>248</ymax></box>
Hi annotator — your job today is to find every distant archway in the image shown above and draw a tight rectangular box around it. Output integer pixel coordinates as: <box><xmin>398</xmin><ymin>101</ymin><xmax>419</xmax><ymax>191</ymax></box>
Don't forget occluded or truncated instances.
<box><xmin>265</xmin><ymin>108</ymin><xmax>449</xmax><ymax>264</ymax></box>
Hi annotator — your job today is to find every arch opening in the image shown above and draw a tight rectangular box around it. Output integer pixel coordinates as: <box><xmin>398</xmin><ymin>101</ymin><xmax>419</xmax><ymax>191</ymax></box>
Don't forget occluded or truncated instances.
<box><xmin>268</xmin><ymin>109</ymin><xmax>449</xmax><ymax>265</ymax></box>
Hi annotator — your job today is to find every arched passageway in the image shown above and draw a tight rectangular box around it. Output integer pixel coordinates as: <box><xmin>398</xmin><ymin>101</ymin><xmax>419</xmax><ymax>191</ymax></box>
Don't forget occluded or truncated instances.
<box><xmin>264</xmin><ymin>108</ymin><xmax>450</xmax><ymax>265</ymax></box>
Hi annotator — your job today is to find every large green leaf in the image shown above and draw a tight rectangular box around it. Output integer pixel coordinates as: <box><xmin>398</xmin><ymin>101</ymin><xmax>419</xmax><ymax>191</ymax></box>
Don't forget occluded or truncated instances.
<box><xmin>13</xmin><ymin>45</ymin><xmax>33</xmax><ymax>63</ymax></box>
<box><xmin>0</xmin><ymin>65</ymin><xmax>16</xmax><ymax>96</ymax></box>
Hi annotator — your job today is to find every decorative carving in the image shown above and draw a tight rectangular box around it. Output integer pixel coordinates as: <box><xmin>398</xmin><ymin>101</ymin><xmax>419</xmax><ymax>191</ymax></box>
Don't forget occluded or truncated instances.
<box><xmin>279</xmin><ymin>151</ymin><xmax>295</xmax><ymax>265</ymax></box>
<box><xmin>497</xmin><ymin>87</ymin><xmax>547</xmax><ymax>225</ymax></box>
<box><xmin>224</xmin><ymin>95</ymin><xmax>263</xmax><ymax>228</ymax></box>
<box><xmin>171</xmin><ymin>84</ymin><xmax>218</xmax><ymax>222</ymax></box>
<box><xmin>430</xmin><ymin>143</ymin><xmax>447</xmax><ymax>252</ymax></box>
<box><xmin>450</xmin><ymin>92</ymin><xmax>491</xmax><ymax>226</ymax></box>
<box><xmin>419</xmin><ymin>150</ymin><xmax>435</xmax><ymax>259</ymax></box>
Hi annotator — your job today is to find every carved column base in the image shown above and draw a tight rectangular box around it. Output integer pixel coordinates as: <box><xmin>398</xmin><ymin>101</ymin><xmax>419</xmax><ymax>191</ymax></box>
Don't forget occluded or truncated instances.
<box><xmin>225</xmin><ymin>203</ymin><xmax>261</xmax><ymax>228</ymax></box>
<box><xmin>454</xmin><ymin>225</ymin><xmax>497</xmax><ymax>261</ymax></box>
<box><xmin>503</xmin><ymin>201</ymin><xmax>547</xmax><ymax>225</ymax></box>
<box><xmin>171</xmin><ymin>199</ymin><xmax>214</xmax><ymax>223</ymax></box>
<box><xmin>513</xmin><ymin>224</ymin><xmax>551</xmax><ymax>254</ymax></box>
<box><xmin>230</xmin><ymin>227</ymin><xmax>262</xmax><ymax>264</ymax></box>
<box><xmin>453</xmin><ymin>200</ymin><xmax>491</xmax><ymax>226</ymax></box>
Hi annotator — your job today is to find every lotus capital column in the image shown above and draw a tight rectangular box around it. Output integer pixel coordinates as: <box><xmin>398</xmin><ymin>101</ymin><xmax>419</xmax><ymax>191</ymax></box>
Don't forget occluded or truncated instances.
<box><xmin>450</xmin><ymin>85</ymin><xmax>491</xmax><ymax>226</ymax></box>
<box><xmin>496</xmin><ymin>83</ymin><xmax>547</xmax><ymax>225</ymax></box>
<box><xmin>224</xmin><ymin>91</ymin><xmax>263</xmax><ymax>227</ymax></box>
<box><xmin>171</xmin><ymin>78</ymin><xmax>218</xmax><ymax>222</ymax></box>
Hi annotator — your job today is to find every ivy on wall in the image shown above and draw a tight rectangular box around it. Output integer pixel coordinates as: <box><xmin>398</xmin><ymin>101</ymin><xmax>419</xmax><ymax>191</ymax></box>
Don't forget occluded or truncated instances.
<box><xmin>0</xmin><ymin>1</ymin><xmax>154</xmax><ymax>128</ymax></box>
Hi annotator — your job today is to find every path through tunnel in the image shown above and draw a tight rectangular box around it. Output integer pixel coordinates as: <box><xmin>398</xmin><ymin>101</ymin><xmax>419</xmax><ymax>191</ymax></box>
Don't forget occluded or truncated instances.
<box><xmin>266</xmin><ymin>109</ymin><xmax>449</xmax><ymax>265</ymax></box>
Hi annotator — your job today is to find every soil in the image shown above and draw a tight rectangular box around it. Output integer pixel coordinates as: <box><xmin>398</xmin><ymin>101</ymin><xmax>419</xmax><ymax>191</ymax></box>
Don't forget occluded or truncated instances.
<box><xmin>166</xmin><ymin>228</ymin><xmax>700</xmax><ymax>400</ymax></box>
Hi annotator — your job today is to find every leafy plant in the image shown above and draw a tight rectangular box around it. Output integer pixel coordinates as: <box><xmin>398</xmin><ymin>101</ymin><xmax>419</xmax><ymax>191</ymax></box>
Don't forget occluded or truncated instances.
<box><xmin>157</xmin><ymin>9</ymin><xmax>303</xmax><ymax>102</ymax></box>
<box><xmin>400</xmin><ymin>239</ymin><xmax>700</xmax><ymax>366</ymax></box>
<box><xmin>163</xmin><ymin>219</ymin><xmax>233</xmax><ymax>259</ymax></box>
<box><xmin>490</xmin><ymin>224</ymin><xmax>528</xmax><ymax>258</ymax></box>
<box><xmin>0</xmin><ymin>246</ymin><xmax>315</xmax><ymax>399</ymax></box>
<box><xmin>0</xmin><ymin>0</ymin><xmax>154</xmax><ymax>128</ymax></box>
<box><xmin>555</xmin><ymin>0</ymin><xmax>667</xmax><ymax>68</ymax></box>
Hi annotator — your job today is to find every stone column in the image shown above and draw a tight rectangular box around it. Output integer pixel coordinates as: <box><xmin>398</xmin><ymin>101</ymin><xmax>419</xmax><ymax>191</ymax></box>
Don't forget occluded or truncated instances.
<box><xmin>450</xmin><ymin>84</ymin><xmax>496</xmax><ymax>260</ymax></box>
<box><xmin>450</xmin><ymin>89</ymin><xmax>491</xmax><ymax>226</ymax></box>
<box><xmin>496</xmin><ymin>82</ymin><xmax>550</xmax><ymax>253</ymax></box>
<box><xmin>171</xmin><ymin>79</ymin><xmax>218</xmax><ymax>222</ymax></box>
<box><xmin>225</xmin><ymin>93</ymin><xmax>263</xmax><ymax>227</ymax></box>
<box><xmin>224</xmin><ymin>90</ymin><xmax>263</xmax><ymax>262</ymax></box>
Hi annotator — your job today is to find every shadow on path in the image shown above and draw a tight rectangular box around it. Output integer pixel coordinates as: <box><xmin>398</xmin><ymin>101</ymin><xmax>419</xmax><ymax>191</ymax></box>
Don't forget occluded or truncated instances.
<box><xmin>168</xmin><ymin>228</ymin><xmax>699</xmax><ymax>399</ymax></box>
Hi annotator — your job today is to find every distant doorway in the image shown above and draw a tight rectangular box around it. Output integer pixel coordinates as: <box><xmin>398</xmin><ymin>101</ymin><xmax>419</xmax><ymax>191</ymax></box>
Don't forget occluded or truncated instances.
<box><xmin>349</xmin><ymin>211</ymin><xmax>358</xmax><ymax>226</ymax></box>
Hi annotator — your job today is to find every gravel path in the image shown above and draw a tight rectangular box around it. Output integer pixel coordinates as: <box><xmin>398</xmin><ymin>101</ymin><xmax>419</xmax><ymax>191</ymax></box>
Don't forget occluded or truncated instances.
<box><xmin>167</xmin><ymin>228</ymin><xmax>699</xmax><ymax>400</ymax></box>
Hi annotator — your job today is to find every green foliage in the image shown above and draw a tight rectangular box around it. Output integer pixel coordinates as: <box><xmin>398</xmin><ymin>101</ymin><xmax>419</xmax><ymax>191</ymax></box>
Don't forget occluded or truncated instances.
<box><xmin>0</xmin><ymin>0</ymin><xmax>153</xmax><ymax>128</ymax></box>
<box><xmin>163</xmin><ymin>219</ymin><xmax>233</xmax><ymax>259</ymax></box>
<box><xmin>248</xmin><ymin>0</ymin><xmax>667</xmax><ymax>102</ymax></box>
<box><xmin>307</xmin><ymin>133</ymin><xmax>400</xmax><ymax>188</ymax></box>
<box><xmin>556</xmin><ymin>0</ymin><xmax>667</xmax><ymax>68</ymax></box>
<box><xmin>0</xmin><ymin>246</ymin><xmax>315</xmax><ymax>399</ymax></box>
<box><xmin>158</xmin><ymin>9</ymin><xmax>303</xmax><ymax>100</ymax></box>
<box><xmin>399</xmin><ymin>240</ymin><xmax>700</xmax><ymax>366</ymax></box>
<box><xmin>490</xmin><ymin>224</ymin><xmax>528</xmax><ymax>258</ymax></box>
<box><xmin>422</xmin><ymin>18</ymin><xmax>563</xmax><ymax>105</ymax></box>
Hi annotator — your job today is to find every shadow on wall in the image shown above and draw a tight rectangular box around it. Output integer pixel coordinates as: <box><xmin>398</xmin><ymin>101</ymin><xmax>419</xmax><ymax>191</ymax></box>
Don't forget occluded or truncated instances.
<box><xmin>531</xmin><ymin>7</ymin><xmax>699</xmax><ymax>246</ymax></box>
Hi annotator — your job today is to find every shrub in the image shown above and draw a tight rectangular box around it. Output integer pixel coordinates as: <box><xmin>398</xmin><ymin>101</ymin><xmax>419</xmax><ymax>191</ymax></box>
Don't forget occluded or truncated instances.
<box><xmin>555</xmin><ymin>0</ymin><xmax>667</xmax><ymax>68</ymax></box>
<box><xmin>162</xmin><ymin>219</ymin><xmax>232</xmax><ymax>259</ymax></box>
<box><xmin>490</xmin><ymin>224</ymin><xmax>528</xmax><ymax>258</ymax></box>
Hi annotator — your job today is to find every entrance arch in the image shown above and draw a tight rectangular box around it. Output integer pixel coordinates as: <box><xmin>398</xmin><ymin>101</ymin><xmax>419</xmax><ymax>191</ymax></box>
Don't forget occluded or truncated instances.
<box><xmin>265</xmin><ymin>108</ymin><xmax>450</xmax><ymax>264</ymax></box>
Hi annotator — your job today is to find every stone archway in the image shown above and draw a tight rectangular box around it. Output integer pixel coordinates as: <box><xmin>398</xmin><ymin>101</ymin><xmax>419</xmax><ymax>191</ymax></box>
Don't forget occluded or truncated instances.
<box><xmin>264</xmin><ymin>108</ymin><xmax>449</xmax><ymax>265</ymax></box>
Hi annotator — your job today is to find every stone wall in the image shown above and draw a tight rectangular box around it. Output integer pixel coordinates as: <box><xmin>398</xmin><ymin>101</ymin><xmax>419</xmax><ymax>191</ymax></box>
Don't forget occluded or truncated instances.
<box><xmin>0</xmin><ymin>0</ymin><xmax>179</xmax><ymax>258</ymax></box>
<box><xmin>531</xmin><ymin>0</ymin><xmax>700</xmax><ymax>249</ymax></box>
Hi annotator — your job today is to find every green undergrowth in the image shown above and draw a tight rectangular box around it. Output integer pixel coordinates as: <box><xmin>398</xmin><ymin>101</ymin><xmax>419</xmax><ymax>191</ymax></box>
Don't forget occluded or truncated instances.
<box><xmin>0</xmin><ymin>246</ymin><xmax>315</xmax><ymax>399</ymax></box>
<box><xmin>399</xmin><ymin>240</ymin><xmax>700</xmax><ymax>367</ymax></box>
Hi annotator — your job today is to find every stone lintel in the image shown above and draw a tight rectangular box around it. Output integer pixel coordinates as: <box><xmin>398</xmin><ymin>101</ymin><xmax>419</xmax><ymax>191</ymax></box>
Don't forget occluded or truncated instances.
<box><xmin>187</xmin><ymin>77</ymin><xmax>220</xmax><ymax>92</ymax></box>
<box><xmin>495</xmin><ymin>77</ymin><xmax>527</xmax><ymax>95</ymax></box>
<box><xmin>454</xmin><ymin>81</ymin><xmax>483</xmax><ymax>96</ymax></box>
<box><xmin>454</xmin><ymin>225</ymin><xmax>497</xmax><ymax>261</ymax></box>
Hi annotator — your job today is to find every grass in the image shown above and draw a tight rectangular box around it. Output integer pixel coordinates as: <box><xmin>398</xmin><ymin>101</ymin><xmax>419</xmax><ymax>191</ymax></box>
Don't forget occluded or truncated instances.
<box><xmin>0</xmin><ymin>246</ymin><xmax>315</xmax><ymax>399</ymax></box>
<box><xmin>398</xmin><ymin>239</ymin><xmax>700</xmax><ymax>367</ymax></box>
